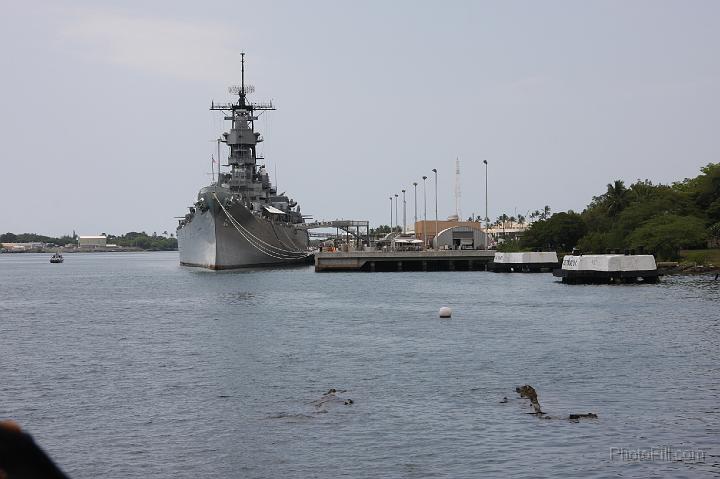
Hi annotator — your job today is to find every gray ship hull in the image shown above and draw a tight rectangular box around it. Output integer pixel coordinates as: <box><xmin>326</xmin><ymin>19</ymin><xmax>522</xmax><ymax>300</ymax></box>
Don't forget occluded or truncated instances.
<box><xmin>178</xmin><ymin>192</ymin><xmax>311</xmax><ymax>270</ymax></box>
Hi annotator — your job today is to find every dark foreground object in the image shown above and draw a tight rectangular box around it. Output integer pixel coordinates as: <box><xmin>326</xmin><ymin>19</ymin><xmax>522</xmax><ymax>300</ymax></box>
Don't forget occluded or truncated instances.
<box><xmin>0</xmin><ymin>421</ymin><xmax>69</xmax><ymax>479</ymax></box>
<box><xmin>514</xmin><ymin>385</ymin><xmax>598</xmax><ymax>421</ymax></box>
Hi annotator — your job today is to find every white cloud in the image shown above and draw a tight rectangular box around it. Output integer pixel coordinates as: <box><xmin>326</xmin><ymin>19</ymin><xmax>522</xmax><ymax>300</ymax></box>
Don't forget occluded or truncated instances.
<box><xmin>60</xmin><ymin>8</ymin><xmax>241</xmax><ymax>81</ymax></box>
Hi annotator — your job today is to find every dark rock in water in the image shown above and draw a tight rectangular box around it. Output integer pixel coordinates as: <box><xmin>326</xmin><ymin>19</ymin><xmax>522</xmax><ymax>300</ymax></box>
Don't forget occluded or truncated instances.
<box><xmin>568</xmin><ymin>413</ymin><xmax>598</xmax><ymax>421</ymax></box>
<box><xmin>499</xmin><ymin>397</ymin><xmax>508</xmax><ymax>404</ymax></box>
<box><xmin>344</xmin><ymin>399</ymin><xmax>354</xmax><ymax>405</ymax></box>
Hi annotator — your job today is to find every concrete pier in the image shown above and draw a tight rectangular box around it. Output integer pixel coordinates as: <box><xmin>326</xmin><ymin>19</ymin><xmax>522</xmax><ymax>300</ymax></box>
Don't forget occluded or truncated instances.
<box><xmin>315</xmin><ymin>250</ymin><xmax>495</xmax><ymax>272</ymax></box>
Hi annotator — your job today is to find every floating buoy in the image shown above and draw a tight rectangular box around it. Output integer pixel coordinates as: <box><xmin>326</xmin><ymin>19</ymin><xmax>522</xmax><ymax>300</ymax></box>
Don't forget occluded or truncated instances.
<box><xmin>438</xmin><ymin>307</ymin><xmax>452</xmax><ymax>318</ymax></box>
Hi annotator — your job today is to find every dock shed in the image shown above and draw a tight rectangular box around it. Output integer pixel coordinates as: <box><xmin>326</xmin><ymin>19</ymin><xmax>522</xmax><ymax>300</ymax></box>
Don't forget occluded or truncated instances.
<box><xmin>78</xmin><ymin>235</ymin><xmax>107</xmax><ymax>248</ymax></box>
<box><xmin>432</xmin><ymin>226</ymin><xmax>489</xmax><ymax>250</ymax></box>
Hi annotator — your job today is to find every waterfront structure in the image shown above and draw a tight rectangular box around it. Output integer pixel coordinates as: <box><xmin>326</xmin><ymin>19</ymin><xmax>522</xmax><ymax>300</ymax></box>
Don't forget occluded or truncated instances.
<box><xmin>553</xmin><ymin>252</ymin><xmax>658</xmax><ymax>283</ymax></box>
<box><xmin>432</xmin><ymin>226</ymin><xmax>489</xmax><ymax>250</ymax></box>
<box><xmin>0</xmin><ymin>242</ymin><xmax>44</xmax><ymax>252</ymax></box>
<box><xmin>486</xmin><ymin>224</ymin><xmax>529</xmax><ymax>243</ymax></box>
<box><xmin>78</xmin><ymin>236</ymin><xmax>107</xmax><ymax>248</ymax></box>
<box><xmin>315</xmin><ymin>249</ymin><xmax>494</xmax><ymax>272</ymax></box>
<box><xmin>415</xmin><ymin>220</ymin><xmax>489</xmax><ymax>248</ymax></box>
<box><xmin>176</xmin><ymin>54</ymin><xmax>310</xmax><ymax>269</ymax></box>
<box><xmin>488</xmin><ymin>252</ymin><xmax>559</xmax><ymax>272</ymax></box>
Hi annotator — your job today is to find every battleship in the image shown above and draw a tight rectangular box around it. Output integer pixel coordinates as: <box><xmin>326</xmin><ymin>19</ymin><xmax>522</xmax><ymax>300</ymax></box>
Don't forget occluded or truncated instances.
<box><xmin>177</xmin><ymin>54</ymin><xmax>311</xmax><ymax>269</ymax></box>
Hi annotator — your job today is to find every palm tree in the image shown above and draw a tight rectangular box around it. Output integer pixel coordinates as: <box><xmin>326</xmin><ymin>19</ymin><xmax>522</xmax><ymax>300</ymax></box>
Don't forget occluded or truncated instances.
<box><xmin>606</xmin><ymin>180</ymin><xmax>629</xmax><ymax>216</ymax></box>
<box><xmin>517</xmin><ymin>214</ymin><xmax>526</xmax><ymax>226</ymax></box>
<box><xmin>540</xmin><ymin>205</ymin><xmax>551</xmax><ymax>220</ymax></box>
<box><xmin>509</xmin><ymin>216</ymin><xmax>516</xmax><ymax>227</ymax></box>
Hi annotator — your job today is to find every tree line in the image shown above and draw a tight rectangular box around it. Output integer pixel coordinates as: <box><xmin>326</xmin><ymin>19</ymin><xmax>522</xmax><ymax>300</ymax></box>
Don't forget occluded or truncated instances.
<box><xmin>515</xmin><ymin>163</ymin><xmax>720</xmax><ymax>259</ymax></box>
<box><xmin>0</xmin><ymin>231</ymin><xmax>178</xmax><ymax>251</ymax></box>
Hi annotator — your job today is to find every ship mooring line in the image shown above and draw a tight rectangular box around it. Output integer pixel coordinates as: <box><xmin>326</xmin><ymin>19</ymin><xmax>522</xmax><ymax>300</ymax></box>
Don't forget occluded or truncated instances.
<box><xmin>214</xmin><ymin>193</ymin><xmax>310</xmax><ymax>259</ymax></box>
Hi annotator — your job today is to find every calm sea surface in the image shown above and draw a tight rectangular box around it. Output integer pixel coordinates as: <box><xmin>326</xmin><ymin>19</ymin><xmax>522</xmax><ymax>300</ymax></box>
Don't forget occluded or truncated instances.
<box><xmin>1</xmin><ymin>252</ymin><xmax>718</xmax><ymax>478</ymax></box>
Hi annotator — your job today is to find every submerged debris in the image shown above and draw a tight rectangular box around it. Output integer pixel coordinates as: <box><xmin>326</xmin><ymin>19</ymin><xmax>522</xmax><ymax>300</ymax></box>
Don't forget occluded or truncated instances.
<box><xmin>514</xmin><ymin>385</ymin><xmax>598</xmax><ymax>421</ymax></box>
<box><xmin>516</xmin><ymin>385</ymin><xmax>543</xmax><ymax>414</ymax></box>
<box><xmin>312</xmin><ymin>388</ymin><xmax>354</xmax><ymax>411</ymax></box>
<box><xmin>568</xmin><ymin>413</ymin><xmax>598</xmax><ymax>422</ymax></box>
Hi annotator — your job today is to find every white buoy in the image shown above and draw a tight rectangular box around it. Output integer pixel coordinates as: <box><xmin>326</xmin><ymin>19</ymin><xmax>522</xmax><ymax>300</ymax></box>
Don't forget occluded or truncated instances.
<box><xmin>438</xmin><ymin>307</ymin><xmax>452</xmax><ymax>318</ymax></box>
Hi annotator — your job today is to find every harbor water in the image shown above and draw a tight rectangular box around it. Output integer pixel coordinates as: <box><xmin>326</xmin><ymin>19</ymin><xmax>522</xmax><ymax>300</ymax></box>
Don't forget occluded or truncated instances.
<box><xmin>1</xmin><ymin>252</ymin><xmax>718</xmax><ymax>478</ymax></box>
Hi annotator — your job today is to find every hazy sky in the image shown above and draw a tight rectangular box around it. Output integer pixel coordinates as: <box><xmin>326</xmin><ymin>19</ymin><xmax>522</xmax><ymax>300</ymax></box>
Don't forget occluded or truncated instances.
<box><xmin>1</xmin><ymin>1</ymin><xmax>718</xmax><ymax>236</ymax></box>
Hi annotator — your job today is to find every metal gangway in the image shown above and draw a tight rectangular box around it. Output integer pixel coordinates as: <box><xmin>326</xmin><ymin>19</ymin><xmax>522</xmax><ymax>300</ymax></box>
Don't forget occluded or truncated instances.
<box><xmin>298</xmin><ymin>220</ymin><xmax>370</xmax><ymax>247</ymax></box>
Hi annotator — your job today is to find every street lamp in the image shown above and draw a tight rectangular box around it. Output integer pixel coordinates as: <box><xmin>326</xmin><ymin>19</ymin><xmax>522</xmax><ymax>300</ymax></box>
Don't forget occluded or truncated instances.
<box><xmin>432</xmin><ymin>168</ymin><xmax>438</xmax><ymax>250</ymax></box>
<box><xmin>422</xmin><ymin>176</ymin><xmax>427</xmax><ymax>248</ymax></box>
<box><xmin>389</xmin><ymin>196</ymin><xmax>393</xmax><ymax>233</ymax></box>
<box><xmin>483</xmin><ymin>160</ymin><xmax>488</xmax><ymax>249</ymax></box>
<box><xmin>412</xmin><ymin>182</ymin><xmax>418</xmax><ymax>236</ymax></box>
<box><xmin>402</xmin><ymin>189</ymin><xmax>406</xmax><ymax>233</ymax></box>
<box><xmin>394</xmin><ymin>194</ymin><xmax>399</xmax><ymax>233</ymax></box>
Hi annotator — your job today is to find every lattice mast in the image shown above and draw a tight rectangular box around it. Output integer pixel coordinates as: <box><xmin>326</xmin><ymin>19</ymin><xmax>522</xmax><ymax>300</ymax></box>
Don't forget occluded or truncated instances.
<box><xmin>208</xmin><ymin>53</ymin><xmax>275</xmax><ymax>197</ymax></box>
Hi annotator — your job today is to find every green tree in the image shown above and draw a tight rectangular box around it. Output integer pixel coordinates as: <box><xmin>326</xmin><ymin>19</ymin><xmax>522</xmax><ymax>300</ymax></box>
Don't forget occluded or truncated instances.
<box><xmin>605</xmin><ymin>180</ymin><xmax>629</xmax><ymax>216</ymax></box>
<box><xmin>627</xmin><ymin>214</ymin><xmax>707</xmax><ymax>260</ymax></box>
<box><xmin>521</xmin><ymin>211</ymin><xmax>586</xmax><ymax>251</ymax></box>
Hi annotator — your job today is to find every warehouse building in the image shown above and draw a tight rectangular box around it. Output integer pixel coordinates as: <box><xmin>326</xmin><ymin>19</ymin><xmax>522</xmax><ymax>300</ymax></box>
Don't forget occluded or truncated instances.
<box><xmin>78</xmin><ymin>235</ymin><xmax>107</xmax><ymax>248</ymax></box>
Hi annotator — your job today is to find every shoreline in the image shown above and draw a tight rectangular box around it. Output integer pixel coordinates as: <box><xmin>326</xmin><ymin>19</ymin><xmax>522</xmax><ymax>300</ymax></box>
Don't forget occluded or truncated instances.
<box><xmin>0</xmin><ymin>248</ymin><xmax>178</xmax><ymax>254</ymax></box>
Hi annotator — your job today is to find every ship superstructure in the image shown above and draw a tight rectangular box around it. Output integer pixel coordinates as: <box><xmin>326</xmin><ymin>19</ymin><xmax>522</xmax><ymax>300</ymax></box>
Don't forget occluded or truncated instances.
<box><xmin>177</xmin><ymin>54</ymin><xmax>311</xmax><ymax>269</ymax></box>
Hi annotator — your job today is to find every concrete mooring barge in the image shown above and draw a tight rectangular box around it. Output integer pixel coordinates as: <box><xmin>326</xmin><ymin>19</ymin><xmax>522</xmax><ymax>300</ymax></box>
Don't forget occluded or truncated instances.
<box><xmin>315</xmin><ymin>250</ymin><xmax>495</xmax><ymax>272</ymax></box>
<box><xmin>553</xmin><ymin>253</ymin><xmax>659</xmax><ymax>284</ymax></box>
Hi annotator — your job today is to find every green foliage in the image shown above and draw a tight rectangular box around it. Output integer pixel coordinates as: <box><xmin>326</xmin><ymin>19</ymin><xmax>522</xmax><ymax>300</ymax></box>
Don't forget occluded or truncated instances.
<box><xmin>627</xmin><ymin>214</ymin><xmax>707</xmax><ymax>260</ymax></box>
<box><xmin>107</xmin><ymin>232</ymin><xmax>177</xmax><ymax>250</ymax></box>
<box><xmin>1</xmin><ymin>232</ymin><xmax>75</xmax><ymax>245</ymax></box>
<box><xmin>707</xmin><ymin>199</ymin><xmax>720</xmax><ymax>223</ymax></box>
<box><xmin>496</xmin><ymin>239</ymin><xmax>522</xmax><ymax>252</ymax></box>
<box><xmin>709</xmin><ymin>222</ymin><xmax>720</xmax><ymax>239</ymax></box>
<box><xmin>573</xmin><ymin>166</ymin><xmax>718</xmax><ymax>253</ymax></box>
<box><xmin>673</xmin><ymin>163</ymin><xmax>720</xmax><ymax>212</ymax></box>
<box><xmin>680</xmin><ymin>248</ymin><xmax>720</xmax><ymax>265</ymax></box>
<box><xmin>370</xmin><ymin>225</ymin><xmax>401</xmax><ymax>235</ymax></box>
<box><xmin>1</xmin><ymin>231</ymin><xmax>177</xmax><ymax>250</ymax></box>
<box><xmin>683</xmin><ymin>251</ymin><xmax>709</xmax><ymax>265</ymax></box>
<box><xmin>521</xmin><ymin>211</ymin><xmax>586</xmax><ymax>251</ymax></box>
<box><xmin>0</xmin><ymin>232</ymin><xmax>17</xmax><ymax>242</ymax></box>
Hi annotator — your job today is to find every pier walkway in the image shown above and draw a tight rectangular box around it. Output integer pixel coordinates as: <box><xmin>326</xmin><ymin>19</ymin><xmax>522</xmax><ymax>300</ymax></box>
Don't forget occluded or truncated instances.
<box><xmin>315</xmin><ymin>250</ymin><xmax>495</xmax><ymax>272</ymax></box>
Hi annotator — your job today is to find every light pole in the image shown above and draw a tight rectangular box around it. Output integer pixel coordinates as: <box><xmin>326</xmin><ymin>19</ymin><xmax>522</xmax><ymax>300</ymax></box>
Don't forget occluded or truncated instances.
<box><xmin>412</xmin><ymin>182</ymin><xmax>418</xmax><ymax>236</ymax></box>
<box><xmin>402</xmin><ymin>189</ymin><xmax>406</xmax><ymax>233</ymax></box>
<box><xmin>432</xmin><ymin>168</ymin><xmax>438</xmax><ymax>250</ymax></box>
<box><xmin>483</xmin><ymin>160</ymin><xmax>488</xmax><ymax>249</ymax></box>
<box><xmin>394</xmin><ymin>194</ymin><xmax>399</xmax><ymax>233</ymax></box>
<box><xmin>389</xmin><ymin>196</ymin><xmax>393</xmax><ymax>233</ymax></box>
<box><xmin>422</xmin><ymin>176</ymin><xmax>427</xmax><ymax>248</ymax></box>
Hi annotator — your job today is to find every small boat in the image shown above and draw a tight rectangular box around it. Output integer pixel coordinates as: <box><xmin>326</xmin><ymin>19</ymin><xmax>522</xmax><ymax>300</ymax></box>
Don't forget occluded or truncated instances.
<box><xmin>50</xmin><ymin>252</ymin><xmax>64</xmax><ymax>264</ymax></box>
